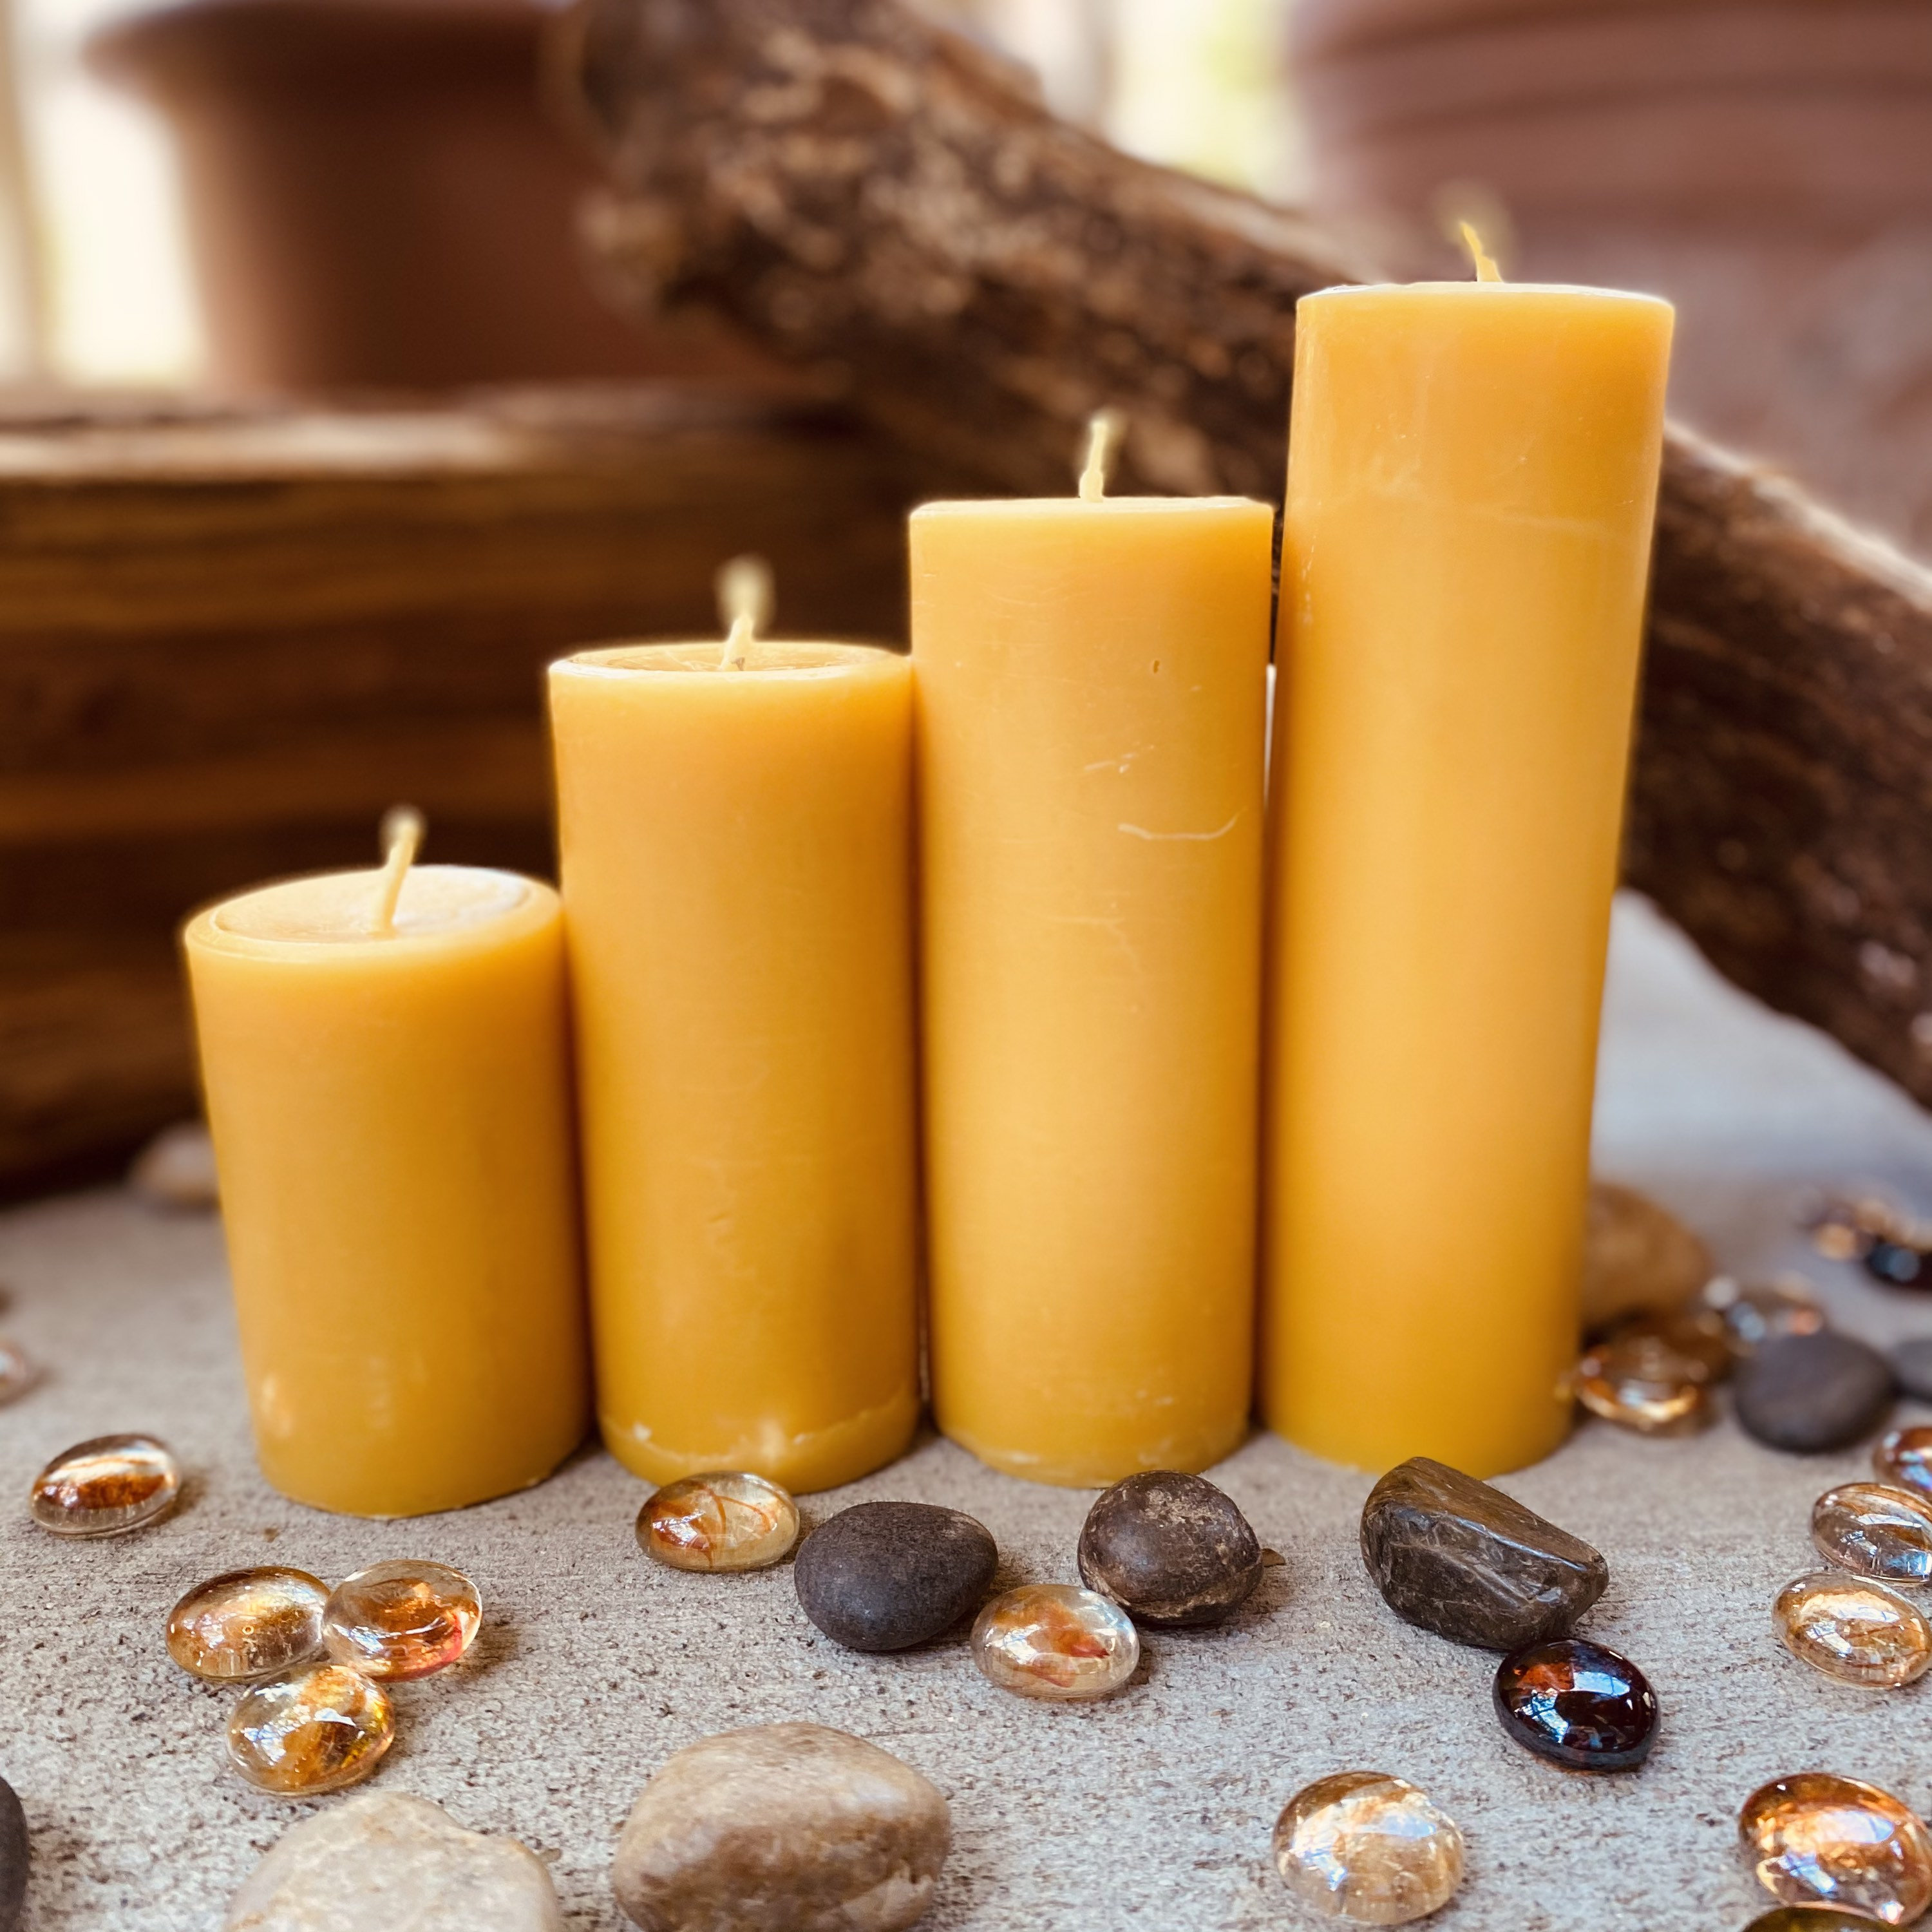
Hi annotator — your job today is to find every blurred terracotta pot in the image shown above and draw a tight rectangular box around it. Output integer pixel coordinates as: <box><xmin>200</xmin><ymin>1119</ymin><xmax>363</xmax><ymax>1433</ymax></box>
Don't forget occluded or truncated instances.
<box><xmin>88</xmin><ymin>0</ymin><xmax>777</xmax><ymax>392</ymax></box>
<box><xmin>1291</xmin><ymin>0</ymin><xmax>1932</xmax><ymax>553</ymax></box>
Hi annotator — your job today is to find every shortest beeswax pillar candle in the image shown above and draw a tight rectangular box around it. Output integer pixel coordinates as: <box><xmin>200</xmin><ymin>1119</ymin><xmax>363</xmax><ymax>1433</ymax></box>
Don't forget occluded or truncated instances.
<box><xmin>914</xmin><ymin>422</ymin><xmax>1274</xmax><ymax>1486</ymax></box>
<box><xmin>184</xmin><ymin>820</ymin><xmax>590</xmax><ymax>1517</ymax></box>
<box><xmin>549</xmin><ymin>576</ymin><xmax>920</xmax><ymax>1493</ymax></box>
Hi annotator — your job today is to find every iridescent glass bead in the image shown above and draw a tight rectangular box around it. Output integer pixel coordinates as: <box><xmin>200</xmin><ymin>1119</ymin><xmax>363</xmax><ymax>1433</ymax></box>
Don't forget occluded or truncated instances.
<box><xmin>1741</xmin><ymin>1773</ymin><xmax>1932</xmax><ymax>1924</ymax></box>
<box><xmin>969</xmin><ymin>1584</ymin><xmax>1137</xmax><ymax>1701</ymax></box>
<box><xmin>1701</xmin><ymin>1276</ymin><xmax>1827</xmax><ymax>1356</ymax></box>
<box><xmin>226</xmin><ymin>1663</ymin><xmax>394</xmax><ymax>1796</ymax></box>
<box><xmin>1492</xmin><ymin>1636</ymin><xmax>1658</xmax><ymax>1770</ymax></box>
<box><xmin>638</xmin><ymin>1472</ymin><xmax>799</xmax><ymax>1573</ymax></box>
<box><xmin>1599</xmin><ymin>1304</ymin><xmax>1732</xmax><ymax>1379</ymax></box>
<box><xmin>28</xmin><ymin>1433</ymin><xmax>179</xmax><ymax>1537</ymax></box>
<box><xmin>1575</xmin><ymin>1331</ymin><xmax>1710</xmax><ymax>1434</ymax></box>
<box><xmin>166</xmin><ymin>1566</ymin><xmax>329</xmax><ymax>1681</ymax></box>
<box><xmin>1811</xmin><ymin>1483</ymin><xmax>1932</xmax><ymax>1587</ymax></box>
<box><xmin>1806</xmin><ymin>1195</ymin><xmax>1903</xmax><ymax>1263</ymax></box>
<box><xmin>1774</xmin><ymin>1571</ymin><xmax>1932</xmax><ymax>1688</ymax></box>
<box><xmin>1875</xmin><ymin>1428</ymin><xmax>1932</xmax><ymax>1502</ymax></box>
<box><xmin>1272</xmin><ymin>1772</ymin><xmax>1464</xmax><ymax>1926</ymax></box>
<box><xmin>0</xmin><ymin>1336</ymin><xmax>36</xmax><ymax>1406</ymax></box>
<box><xmin>322</xmin><ymin>1560</ymin><xmax>481</xmax><ymax>1681</ymax></box>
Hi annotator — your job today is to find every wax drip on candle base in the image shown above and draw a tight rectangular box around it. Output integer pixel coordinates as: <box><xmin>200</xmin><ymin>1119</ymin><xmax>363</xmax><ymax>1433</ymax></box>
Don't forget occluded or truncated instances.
<box><xmin>1077</xmin><ymin>408</ymin><xmax>1126</xmax><ymax>502</ymax></box>
<box><xmin>368</xmin><ymin>806</ymin><xmax>424</xmax><ymax>936</ymax></box>
<box><xmin>715</xmin><ymin>554</ymin><xmax>774</xmax><ymax>670</ymax></box>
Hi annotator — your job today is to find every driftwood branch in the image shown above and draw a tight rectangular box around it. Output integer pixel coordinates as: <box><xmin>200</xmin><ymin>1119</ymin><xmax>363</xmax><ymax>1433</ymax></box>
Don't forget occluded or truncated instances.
<box><xmin>570</xmin><ymin>0</ymin><xmax>1932</xmax><ymax>1108</ymax></box>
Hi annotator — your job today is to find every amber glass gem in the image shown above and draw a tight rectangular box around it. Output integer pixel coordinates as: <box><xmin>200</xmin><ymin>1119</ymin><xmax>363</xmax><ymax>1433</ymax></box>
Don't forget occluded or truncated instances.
<box><xmin>638</xmin><ymin>1472</ymin><xmax>800</xmax><ymax>1573</ymax></box>
<box><xmin>226</xmin><ymin>1662</ymin><xmax>394</xmax><ymax>1796</ymax></box>
<box><xmin>29</xmin><ymin>1433</ymin><xmax>180</xmax><ymax>1537</ymax></box>
<box><xmin>1701</xmin><ymin>1276</ymin><xmax>1827</xmax><ymax>1355</ymax></box>
<box><xmin>167</xmin><ymin>1566</ymin><xmax>330</xmax><ymax>1682</ymax></box>
<box><xmin>1806</xmin><ymin>1196</ymin><xmax>1904</xmax><ymax>1262</ymax></box>
<box><xmin>1774</xmin><ymin>1571</ymin><xmax>1932</xmax><ymax>1689</ymax></box>
<box><xmin>0</xmin><ymin>1336</ymin><xmax>37</xmax><ymax>1406</ymax></box>
<box><xmin>1575</xmin><ymin>1331</ymin><xmax>1710</xmax><ymax>1435</ymax></box>
<box><xmin>1599</xmin><ymin>1304</ymin><xmax>1732</xmax><ymax>1378</ymax></box>
<box><xmin>969</xmin><ymin>1584</ymin><xmax>1137</xmax><ymax>1701</ymax></box>
<box><xmin>1741</xmin><ymin>1773</ymin><xmax>1932</xmax><ymax>1924</ymax></box>
<box><xmin>322</xmin><ymin>1560</ymin><xmax>481</xmax><ymax>1681</ymax></box>
<box><xmin>1492</xmin><ymin>1636</ymin><xmax>1658</xmax><ymax>1772</ymax></box>
<box><xmin>1874</xmin><ymin>1428</ymin><xmax>1932</xmax><ymax>1502</ymax></box>
<box><xmin>1744</xmin><ymin>1910</ymin><xmax>1909</xmax><ymax>1932</ymax></box>
<box><xmin>1272</xmin><ymin>1772</ymin><xmax>1464</xmax><ymax>1926</ymax></box>
<box><xmin>1811</xmin><ymin>1484</ymin><xmax>1932</xmax><ymax>1587</ymax></box>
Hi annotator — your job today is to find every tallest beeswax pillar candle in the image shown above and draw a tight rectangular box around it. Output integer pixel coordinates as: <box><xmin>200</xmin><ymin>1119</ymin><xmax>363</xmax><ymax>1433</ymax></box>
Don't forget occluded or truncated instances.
<box><xmin>913</xmin><ymin>482</ymin><xmax>1274</xmax><ymax>1486</ymax></box>
<box><xmin>1261</xmin><ymin>279</ymin><xmax>1673</xmax><ymax>1477</ymax></box>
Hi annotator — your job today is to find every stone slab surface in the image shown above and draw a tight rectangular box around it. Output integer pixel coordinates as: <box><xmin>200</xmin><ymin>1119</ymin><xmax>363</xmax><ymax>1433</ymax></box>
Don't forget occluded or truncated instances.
<box><xmin>5</xmin><ymin>894</ymin><xmax>1932</xmax><ymax>1932</ymax></box>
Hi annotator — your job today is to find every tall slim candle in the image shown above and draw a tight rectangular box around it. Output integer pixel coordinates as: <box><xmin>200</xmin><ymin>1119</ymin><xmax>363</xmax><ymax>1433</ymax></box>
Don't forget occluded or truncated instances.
<box><xmin>914</xmin><ymin>421</ymin><xmax>1274</xmax><ymax>1486</ymax></box>
<box><xmin>549</xmin><ymin>566</ymin><xmax>920</xmax><ymax>1493</ymax></box>
<box><xmin>184</xmin><ymin>813</ymin><xmax>590</xmax><ymax>1517</ymax></box>
<box><xmin>1260</xmin><ymin>263</ymin><xmax>1673</xmax><ymax>1477</ymax></box>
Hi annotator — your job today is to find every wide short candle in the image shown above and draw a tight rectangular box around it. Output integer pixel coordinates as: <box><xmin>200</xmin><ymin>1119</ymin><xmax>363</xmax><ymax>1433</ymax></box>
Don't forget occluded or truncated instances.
<box><xmin>184</xmin><ymin>833</ymin><xmax>589</xmax><ymax>1517</ymax></box>
<box><xmin>913</xmin><ymin>437</ymin><xmax>1274</xmax><ymax>1486</ymax></box>
<box><xmin>1260</xmin><ymin>266</ymin><xmax>1673</xmax><ymax>1476</ymax></box>
<box><xmin>549</xmin><ymin>603</ymin><xmax>920</xmax><ymax>1493</ymax></box>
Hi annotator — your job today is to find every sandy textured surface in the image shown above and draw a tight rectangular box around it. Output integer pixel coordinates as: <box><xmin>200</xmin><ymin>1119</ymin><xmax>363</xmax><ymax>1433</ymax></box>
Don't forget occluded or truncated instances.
<box><xmin>5</xmin><ymin>895</ymin><xmax>1932</xmax><ymax>1932</ymax></box>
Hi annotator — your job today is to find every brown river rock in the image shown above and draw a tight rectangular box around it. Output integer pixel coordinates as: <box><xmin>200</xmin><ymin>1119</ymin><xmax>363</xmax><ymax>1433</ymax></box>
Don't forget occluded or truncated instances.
<box><xmin>613</xmin><ymin>1723</ymin><xmax>950</xmax><ymax>1932</ymax></box>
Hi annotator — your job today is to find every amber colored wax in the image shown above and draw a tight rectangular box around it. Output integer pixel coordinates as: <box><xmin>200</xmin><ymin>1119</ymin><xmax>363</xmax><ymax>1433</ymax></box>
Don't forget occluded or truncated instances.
<box><xmin>1260</xmin><ymin>281</ymin><xmax>1674</xmax><ymax>1477</ymax></box>
<box><xmin>549</xmin><ymin>641</ymin><xmax>919</xmax><ymax>1492</ymax></box>
<box><xmin>912</xmin><ymin>497</ymin><xmax>1275</xmax><ymax>1486</ymax></box>
<box><xmin>184</xmin><ymin>866</ymin><xmax>589</xmax><ymax>1517</ymax></box>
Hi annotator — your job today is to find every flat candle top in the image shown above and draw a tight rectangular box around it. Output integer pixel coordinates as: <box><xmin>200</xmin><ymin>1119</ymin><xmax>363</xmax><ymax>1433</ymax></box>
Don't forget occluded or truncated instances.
<box><xmin>1302</xmin><ymin>281</ymin><xmax>1672</xmax><ymax>310</ymax></box>
<box><xmin>562</xmin><ymin>640</ymin><xmax>898</xmax><ymax>679</ymax></box>
<box><xmin>196</xmin><ymin>865</ymin><xmax>536</xmax><ymax>951</ymax></box>
<box><xmin>912</xmin><ymin>497</ymin><xmax>1267</xmax><ymax>520</ymax></box>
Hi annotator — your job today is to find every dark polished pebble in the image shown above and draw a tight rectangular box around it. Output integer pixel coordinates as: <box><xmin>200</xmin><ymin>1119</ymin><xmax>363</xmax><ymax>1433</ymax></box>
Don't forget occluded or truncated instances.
<box><xmin>1493</xmin><ymin>1637</ymin><xmax>1658</xmax><ymax>1772</ymax></box>
<box><xmin>1735</xmin><ymin>1332</ymin><xmax>1895</xmax><ymax>1453</ymax></box>
<box><xmin>1894</xmin><ymin>1338</ymin><xmax>1932</xmax><ymax>1403</ymax></box>
<box><xmin>1077</xmin><ymin>1470</ymin><xmax>1262</xmax><ymax>1628</ymax></box>
<box><xmin>0</xmin><ymin>1774</ymin><xmax>23</xmax><ymax>1932</ymax></box>
<box><xmin>1742</xmin><ymin>1911</ymin><xmax>1903</xmax><ymax>1932</ymax></box>
<box><xmin>1866</xmin><ymin>1240</ymin><xmax>1931</xmax><ymax>1289</ymax></box>
<box><xmin>793</xmin><ymin>1501</ymin><xmax>998</xmax><ymax>1653</ymax></box>
<box><xmin>1359</xmin><ymin>1457</ymin><xmax>1607</xmax><ymax>1652</ymax></box>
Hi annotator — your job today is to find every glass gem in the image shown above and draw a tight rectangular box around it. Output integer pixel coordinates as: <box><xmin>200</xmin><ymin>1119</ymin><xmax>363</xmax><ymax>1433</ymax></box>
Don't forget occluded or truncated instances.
<box><xmin>166</xmin><ymin>1566</ymin><xmax>330</xmax><ymax>1682</ymax></box>
<box><xmin>1575</xmin><ymin>1331</ymin><xmax>1711</xmax><ymax>1434</ymax></box>
<box><xmin>1875</xmin><ymin>1428</ymin><xmax>1932</xmax><ymax>1502</ymax></box>
<box><xmin>1492</xmin><ymin>1637</ymin><xmax>1658</xmax><ymax>1772</ymax></box>
<box><xmin>1701</xmin><ymin>1277</ymin><xmax>1828</xmax><ymax>1356</ymax></box>
<box><xmin>1741</xmin><ymin>1773</ymin><xmax>1932</xmax><ymax>1924</ymax></box>
<box><xmin>1806</xmin><ymin>1195</ymin><xmax>1904</xmax><ymax>1262</ymax></box>
<box><xmin>1866</xmin><ymin>1240</ymin><xmax>1931</xmax><ymax>1289</ymax></box>
<box><xmin>0</xmin><ymin>1336</ymin><xmax>37</xmax><ymax>1406</ymax></box>
<box><xmin>638</xmin><ymin>1471</ymin><xmax>799</xmax><ymax>1572</ymax></box>
<box><xmin>1743</xmin><ymin>1910</ymin><xmax>1909</xmax><ymax>1932</ymax></box>
<box><xmin>226</xmin><ymin>1662</ymin><xmax>394</xmax><ymax>1796</ymax></box>
<box><xmin>969</xmin><ymin>1584</ymin><xmax>1138</xmax><ymax>1701</ymax></box>
<box><xmin>1272</xmin><ymin>1772</ymin><xmax>1464</xmax><ymax>1926</ymax></box>
<box><xmin>1811</xmin><ymin>1484</ymin><xmax>1932</xmax><ymax>1587</ymax></box>
<box><xmin>322</xmin><ymin>1560</ymin><xmax>481</xmax><ymax>1681</ymax></box>
<box><xmin>1774</xmin><ymin>1571</ymin><xmax>1932</xmax><ymax>1688</ymax></box>
<box><xmin>28</xmin><ymin>1433</ymin><xmax>179</xmax><ymax>1537</ymax></box>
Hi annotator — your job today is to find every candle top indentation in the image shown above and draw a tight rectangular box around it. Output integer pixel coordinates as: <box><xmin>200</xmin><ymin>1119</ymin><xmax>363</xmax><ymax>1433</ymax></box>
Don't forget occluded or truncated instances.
<box><xmin>202</xmin><ymin>865</ymin><xmax>533</xmax><ymax>948</ymax></box>
<box><xmin>560</xmin><ymin>639</ymin><xmax>900</xmax><ymax>679</ymax></box>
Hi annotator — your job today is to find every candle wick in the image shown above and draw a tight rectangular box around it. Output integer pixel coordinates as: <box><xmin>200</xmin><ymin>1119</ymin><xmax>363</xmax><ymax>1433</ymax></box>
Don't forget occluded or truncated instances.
<box><xmin>1077</xmin><ymin>408</ymin><xmax>1126</xmax><ymax>503</ymax></box>
<box><xmin>715</xmin><ymin>554</ymin><xmax>775</xmax><ymax>670</ymax></box>
<box><xmin>1458</xmin><ymin>220</ymin><xmax>1504</xmax><ymax>283</ymax></box>
<box><xmin>370</xmin><ymin>804</ymin><xmax>424</xmax><ymax>936</ymax></box>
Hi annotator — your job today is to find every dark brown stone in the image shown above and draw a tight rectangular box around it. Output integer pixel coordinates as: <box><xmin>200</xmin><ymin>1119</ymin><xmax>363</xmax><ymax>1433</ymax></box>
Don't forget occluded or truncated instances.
<box><xmin>1077</xmin><ymin>1470</ymin><xmax>1262</xmax><ymax>1629</ymax></box>
<box><xmin>793</xmin><ymin>1502</ymin><xmax>997</xmax><ymax>1652</ymax></box>
<box><xmin>1359</xmin><ymin>1457</ymin><xmax>1607</xmax><ymax>1652</ymax></box>
<box><xmin>1493</xmin><ymin>1637</ymin><xmax>1658</xmax><ymax>1772</ymax></box>
<box><xmin>0</xmin><ymin>1774</ymin><xmax>23</xmax><ymax>1932</ymax></box>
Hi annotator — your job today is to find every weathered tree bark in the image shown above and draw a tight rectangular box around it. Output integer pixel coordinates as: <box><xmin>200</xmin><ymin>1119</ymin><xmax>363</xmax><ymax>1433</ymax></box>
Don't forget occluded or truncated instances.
<box><xmin>571</xmin><ymin>0</ymin><xmax>1932</xmax><ymax>1108</ymax></box>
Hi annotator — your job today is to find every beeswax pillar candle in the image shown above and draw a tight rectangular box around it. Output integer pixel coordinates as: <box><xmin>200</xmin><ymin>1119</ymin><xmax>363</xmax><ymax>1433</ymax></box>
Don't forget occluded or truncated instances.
<box><xmin>913</xmin><ymin>426</ymin><xmax>1274</xmax><ymax>1486</ymax></box>
<box><xmin>1260</xmin><ymin>271</ymin><xmax>1673</xmax><ymax>1477</ymax></box>
<box><xmin>549</xmin><ymin>571</ymin><xmax>920</xmax><ymax>1493</ymax></box>
<box><xmin>184</xmin><ymin>815</ymin><xmax>589</xmax><ymax>1517</ymax></box>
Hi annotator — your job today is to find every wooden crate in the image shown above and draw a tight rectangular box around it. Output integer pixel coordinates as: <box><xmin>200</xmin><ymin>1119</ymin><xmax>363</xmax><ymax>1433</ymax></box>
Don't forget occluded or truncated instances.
<box><xmin>0</xmin><ymin>384</ymin><xmax>947</xmax><ymax>1194</ymax></box>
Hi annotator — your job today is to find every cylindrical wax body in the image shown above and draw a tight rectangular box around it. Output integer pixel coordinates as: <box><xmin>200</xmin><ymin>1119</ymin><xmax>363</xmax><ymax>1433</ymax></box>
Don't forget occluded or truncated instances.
<box><xmin>913</xmin><ymin>497</ymin><xmax>1275</xmax><ymax>1486</ymax></box>
<box><xmin>549</xmin><ymin>641</ymin><xmax>920</xmax><ymax>1493</ymax></box>
<box><xmin>1261</xmin><ymin>282</ymin><xmax>1674</xmax><ymax>1477</ymax></box>
<box><xmin>184</xmin><ymin>865</ymin><xmax>589</xmax><ymax>1517</ymax></box>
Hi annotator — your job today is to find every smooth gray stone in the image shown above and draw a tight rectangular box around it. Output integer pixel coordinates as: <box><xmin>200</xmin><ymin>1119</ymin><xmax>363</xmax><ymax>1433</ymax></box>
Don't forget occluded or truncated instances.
<box><xmin>794</xmin><ymin>1501</ymin><xmax>996</xmax><ymax>1651</ymax></box>
<box><xmin>1359</xmin><ymin>1457</ymin><xmax>1608</xmax><ymax>1651</ymax></box>
<box><xmin>614</xmin><ymin>1723</ymin><xmax>949</xmax><ymax>1932</ymax></box>
<box><xmin>225</xmin><ymin>1792</ymin><xmax>561</xmax><ymax>1932</ymax></box>
<box><xmin>1736</xmin><ymin>1331</ymin><xmax>1895</xmax><ymax>1453</ymax></box>
<box><xmin>1893</xmin><ymin>1336</ymin><xmax>1932</xmax><ymax>1403</ymax></box>
<box><xmin>1078</xmin><ymin>1470</ymin><xmax>1262</xmax><ymax>1627</ymax></box>
<box><xmin>0</xmin><ymin>1774</ymin><xmax>23</xmax><ymax>1932</ymax></box>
